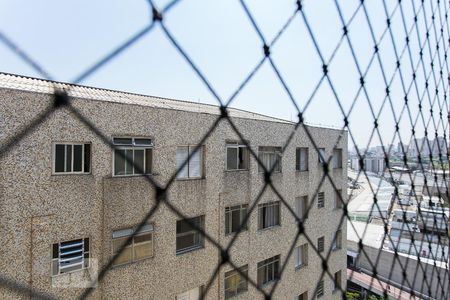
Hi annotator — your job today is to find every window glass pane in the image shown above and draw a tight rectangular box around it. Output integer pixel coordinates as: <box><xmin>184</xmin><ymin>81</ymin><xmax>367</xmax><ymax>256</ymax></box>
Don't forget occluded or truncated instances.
<box><xmin>65</xmin><ymin>145</ymin><xmax>72</xmax><ymax>172</ymax></box>
<box><xmin>112</xmin><ymin>238</ymin><xmax>132</xmax><ymax>265</ymax></box>
<box><xmin>225</xmin><ymin>210</ymin><xmax>231</xmax><ymax>234</ymax></box>
<box><xmin>84</xmin><ymin>144</ymin><xmax>90</xmax><ymax>173</ymax></box>
<box><xmin>176</xmin><ymin>147</ymin><xmax>189</xmax><ymax>178</ymax></box>
<box><xmin>133</xmin><ymin>239</ymin><xmax>152</xmax><ymax>260</ymax></box>
<box><xmin>134</xmin><ymin>138</ymin><xmax>152</xmax><ymax>146</ymax></box>
<box><xmin>55</xmin><ymin>144</ymin><xmax>65</xmax><ymax>172</ymax></box>
<box><xmin>114</xmin><ymin>149</ymin><xmax>126</xmax><ymax>175</ymax></box>
<box><xmin>238</xmin><ymin>147</ymin><xmax>247</xmax><ymax>169</ymax></box>
<box><xmin>145</xmin><ymin>149</ymin><xmax>152</xmax><ymax>174</ymax></box>
<box><xmin>113</xmin><ymin>138</ymin><xmax>132</xmax><ymax>145</ymax></box>
<box><xmin>134</xmin><ymin>149</ymin><xmax>144</xmax><ymax>174</ymax></box>
<box><xmin>227</xmin><ymin>147</ymin><xmax>238</xmax><ymax>170</ymax></box>
<box><xmin>176</xmin><ymin>233</ymin><xmax>196</xmax><ymax>251</ymax></box>
<box><xmin>73</xmin><ymin>144</ymin><xmax>83</xmax><ymax>172</ymax></box>
<box><xmin>125</xmin><ymin>149</ymin><xmax>133</xmax><ymax>175</ymax></box>
<box><xmin>231</xmin><ymin>209</ymin><xmax>241</xmax><ymax>233</ymax></box>
<box><xmin>189</xmin><ymin>147</ymin><xmax>201</xmax><ymax>177</ymax></box>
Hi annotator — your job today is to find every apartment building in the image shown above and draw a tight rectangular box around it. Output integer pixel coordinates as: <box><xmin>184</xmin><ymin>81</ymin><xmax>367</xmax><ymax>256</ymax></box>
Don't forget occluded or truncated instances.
<box><xmin>0</xmin><ymin>73</ymin><xmax>347</xmax><ymax>300</ymax></box>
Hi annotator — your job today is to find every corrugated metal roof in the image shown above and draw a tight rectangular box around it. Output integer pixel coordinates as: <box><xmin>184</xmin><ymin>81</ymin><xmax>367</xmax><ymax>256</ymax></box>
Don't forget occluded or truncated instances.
<box><xmin>0</xmin><ymin>72</ymin><xmax>294</xmax><ymax>124</ymax></box>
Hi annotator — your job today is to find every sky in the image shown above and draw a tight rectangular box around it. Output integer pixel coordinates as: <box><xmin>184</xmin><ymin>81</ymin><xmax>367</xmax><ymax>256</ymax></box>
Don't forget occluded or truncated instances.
<box><xmin>0</xmin><ymin>0</ymin><xmax>448</xmax><ymax>152</ymax></box>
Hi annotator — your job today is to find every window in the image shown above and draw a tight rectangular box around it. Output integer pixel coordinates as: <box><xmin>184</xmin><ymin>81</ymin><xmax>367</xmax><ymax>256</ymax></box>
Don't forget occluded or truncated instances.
<box><xmin>226</xmin><ymin>142</ymin><xmax>249</xmax><ymax>170</ymax></box>
<box><xmin>318</xmin><ymin>236</ymin><xmax>324</xmax><ymax>253</ymax></box>
<box><xmin>225</xmin><ymin>204</ymin><xmax>248</xmax><ymax>235</ymax></box>
<box><xmin>176</xmin><ymin>146</ymin><xmax>203</xmax><ymax>179</ymax></box>
<box><xmin>257</xmin><ymin>255</ymin><xmax>280</xmax><ymax>286</ymax></box>
<box><xmin>294</xmin><ymin>244</ymin><xmax>308</xmax><ymax>269</ymax></box>
<box><xmin>332</xmin><ymin>230</ymin><xmax>342</xmax><ymax>250</ymax></box>
<box><xmin>296</xmin><ymin>147</ymin><xmax>309</xmax><ymax>171</ymax></box>
<box><xmin>54</xmin><ymin>143</ymin><xmax>91</xmax><ymax>174</ymax></box>
<box><xmin>113</xmin><ymin>137</ymin><xmax>153</xmax><ymax>176</ymax></box>
<box><xmin>258</xmin><ymin>146</ymin><xmax>282</xmax><ymax>172</ymax></box>
<box><xmin>295</xmin><ymin>196</ymin><xmax>308</xmax><ymax>221</ymax></box>
<box><xmin>112</xmin><ymin>224</ymin><xmax>153</xmax><ymax>266</ymax></box>
<box><xmin>176</xmin><ymin>287</ymin><xmax>203</xmax><ymax>300</ymax></box>
<box><xmin>224</xmin><ymin>265</ymin><xmax>248</xmax><ymax>299</ymax></box>
<box><xmin>318</xmin><ymin>148</ymin><xmax>326</xmax><ymax>163</ymax></box>
<box><xmin>298</xmin><ymin>291</ymin><xmax>308</xmax><ymax>300</ymax></box>
<box><xmin>334</xmin><ymin>270</ymin><xmax>342</xmax><ymax>291</ymax></box>
<box><xmin>333</xmin><ymin>149</ymin><xmax>343</xmax><ymax>168</ymax></box>
<box><xmin>176</xmin><ymin>216</ymin><xmax>204</xmax><ymax>254</ymax></box>
<box><xmin>51</xmin><ymin>238</ymin><xmax>89</xmax><ymax>276</ymax></box>
<box><xmin>317</xmin><ymin>192</ymin><xmax>325</xmax><ymax>208</ymax></box>
<box><xmin>334</xmin><ymin>189</ymin><xmax>343</xmax><ymax>209</ymax></box>
<box><xmin>316</xmin><ymin>280</ymin><xmax>324</xmax><ymax>298</ymax></box>
<box><xmin>258</xmin><ymin>202</ymin><xmax>280</xmax><ymax>230</ymax></box>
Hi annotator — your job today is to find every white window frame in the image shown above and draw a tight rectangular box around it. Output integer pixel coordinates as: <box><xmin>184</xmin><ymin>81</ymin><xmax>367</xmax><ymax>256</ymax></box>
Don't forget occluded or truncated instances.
<box><xmin>52</xmin><ymin>142</ymin><xmax>91</xmax><ymax>174</ymax></box>
<box><xmin>224</xmin><ymin>265</ymin><xmax>248</xmax><ymax>299</ymax></box>
<box><xmin>295</xmin><ymin>196</ymin><xmax>308</xmax><ymax>221</ymax></box>
<box><xmin>111</xmin><ymin>224</ymin><xmax>154</xmax><ymax>266</ymax></box>
<box><xmin>294</xmin><ymin>243</ymin><xmax>308</xmax><ymax>269</ymax></box>
<box><xmin>257</xmin><ymin>255</ymin><xmax>280</xmax><ymax>286</ymax></box>
<box><xmin>51</xmin><ymin>238</ymin><xmax>89</xmax><ymax>276</ymax></box>
<box><xmin>316</xmin><ymin>280</ymin><xmax>324</xmax><ymax>298</ymax></box>
<box><xmin>318</xmin><ymin>236</ymin><xmax>325</xmax><ymax>253</ymax></box>
<box><xmin>318</xmin><ymin>148</ymin><xmax>326</xmax><ymax>164</ymax></box>
<box><xmin>226</xmin><ymin>142</ymin><xmax>249</xmax><ymax>171</ymax></box>
<box><xmin>176</xmin><ymin>215</ymin><xmax>205</xmax><ymax>254</ymax></box>
<box><xmin>112</xmin><ymin>137</ymin><xmax>153</xmax><ymax>177</ymax></box>
<box><xmin>317</xmin><ymin>192</ymin><xmax>325</xmax><ymax>209</ymax></box>
<box><xmin>296</xmin><ymin>147</ymin><xmax>309</xmax><ymax>171</ymax></box>
<box><xmin>258</xmin><ymin>146</ymin><xmax>282</xmax><ymax>173</ymax></box>
<box><xmin>176</xmin><ymin>145</ymin><xmax>204</xmax><ymax>179</ymax></box>
<box><xmin>225</xmin><ymin>204</ymin><xmax>248</xmax><ymax>235</ymax></box>
<box><xmin>333</xmin><ymin>149</ymin><xmax>343</xmax><ymax>168</ymax></box>
<box><xmin>258</xmin><ymin>202</ymin><xmax>281</xmax><ymax>230</ymax></box>
<box><xmin>332</xmin><ymin>229</ymin><xmax>342</xmax><ymax>251</ymax></box>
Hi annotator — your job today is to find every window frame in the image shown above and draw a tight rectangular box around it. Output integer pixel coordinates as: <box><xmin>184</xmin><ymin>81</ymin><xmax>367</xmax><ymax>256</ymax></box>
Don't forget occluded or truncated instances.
<box><xmin>333</xmin><ymin>270</ymin><xmax>342</xmax><ymax>292</ymax></box>
<box><xmin>334</xmin><ymin>189</ymin><xmax>343</xmax><ymax>209</ymax></box>
<box><xmin>316</xmin><ymin>280</ymin><xmax>324</xmax><ymax>298</ymax></box>
<box><xmin>317</xmin><ymin>192</ymin><xmax>325</xmax><ymax>209</ymax></box>
<box><xmin>258</xmin><ymin>201</ymin><xmax>281</xmax><ymax>230</ymax></box>
<box><xmin>224</xmin><ymin>265</ymin><xmax>249</xmax><ymax>299</ymax></box>
<box><xmin>295</xmin><ymin>196</ymin><xmax>308</xmax><ymax>221</ymax></box>
<box><xmin>52</xmin><ymin>142</ymin><xmax>91</xmax><ymax>175</ymax></box>
<box><xmin>294</xmin><ymin>243</ymin><xmax>308</xmax><ymax>269</ymax></box>
<box><xmin>51</xmin><ymin>237</ymin><xmax>90</xmax><ymax>277</ymax></box>
<box><xmin>333</xmin><ymin>148</ymin><xmax>343</xmax><ymax>169</ymax></box>
<box><xmin>295</xmin><ymin>147</ymin><xmax>309</xmax><ymax>172</ymax></box>
<box><xmin>298</xmin><ymin>291</ymin><xmax>308</xmax><ymax>300</ymax></box>
<box><xmin>257</xmin><ymin>255</ymin><xmax>280</xmax><ymax>287</ymax></box>
<box><xmin>258</xmin><ymin>146</ymin><xmax>282</xmax><ymax>173</ymax></box>
<box><xmin>226</xmin><ymin>142</ymin><xmax>249</xmax><ymax>171</ymax></box>
<box><xmin>111</xmin><ymin>224</ymin><xmax>154</xmax><ymax>267</ymax></box>
<box><xmin>318</xmin><ymin>148</ymin><xmax>326</xmax><ymax>164</ymax></box>
<box><xmin>332</xmin><ymin>229</ymin><xmax>342</xmax><ymax>251</ymax></box>
<box><xmin>112</xmin><ymin>137</ymin><xmax>153</xmax><ymax>177</ymax></box>
<box><xmin>318</xmin><ymin>236</ymin><xmax>325</xmax><ymax>253</ymax></box>
<box><xmin>225</xmin><ymin>204</ymin><xmax>248</xmax><ymax>235</ymax></box>
<box><xmin>176</xmin><ymin>145</ymin><xmax>204</xmax><ymax>179</ymax></box>
<box><xmin>176</xmin><ymin>215</ymin><xmax>205</xmax><ymax>255</ymax></box>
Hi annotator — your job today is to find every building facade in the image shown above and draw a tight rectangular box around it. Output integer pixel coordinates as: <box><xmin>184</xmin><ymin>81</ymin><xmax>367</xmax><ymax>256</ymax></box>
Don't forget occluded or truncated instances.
<box><xmin>0</xmin><ymin>73</ymin><xmax>347</xmax><ymax>300</ymax></box>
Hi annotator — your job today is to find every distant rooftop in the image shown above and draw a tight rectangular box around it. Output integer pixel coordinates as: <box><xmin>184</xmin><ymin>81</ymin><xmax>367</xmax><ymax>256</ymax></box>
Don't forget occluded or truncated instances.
<box><xmin>0</xmin><ymin>72</ymin><xmax>297</xmax><ymax>124</ymax></box>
